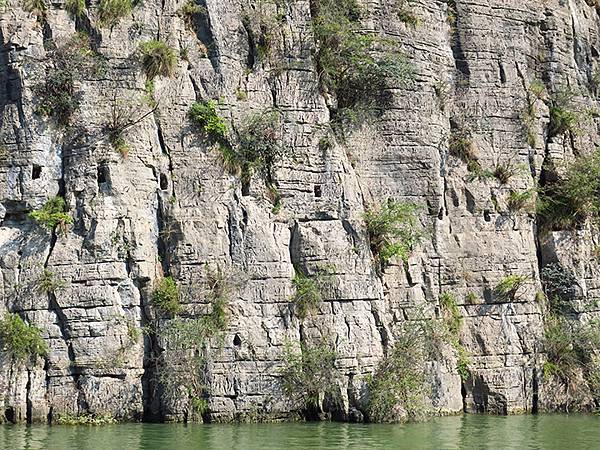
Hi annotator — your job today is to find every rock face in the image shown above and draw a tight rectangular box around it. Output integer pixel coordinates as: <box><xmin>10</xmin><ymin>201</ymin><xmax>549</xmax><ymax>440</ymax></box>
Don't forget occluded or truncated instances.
<box><xmin>0</xmin><ymin>0</ymin><xmax>598</xmax><ymax>423</ymax></box>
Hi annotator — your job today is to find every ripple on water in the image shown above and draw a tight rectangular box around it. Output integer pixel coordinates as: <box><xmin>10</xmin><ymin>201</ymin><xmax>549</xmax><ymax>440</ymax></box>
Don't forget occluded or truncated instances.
<box><xmin>0</xmin><ymin>414</ymin><xmax>599</xmax><ymax>450</ymax></box>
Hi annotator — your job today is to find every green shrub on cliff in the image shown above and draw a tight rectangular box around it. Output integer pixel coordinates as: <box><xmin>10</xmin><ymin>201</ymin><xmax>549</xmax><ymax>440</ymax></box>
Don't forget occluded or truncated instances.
<box><xmin>152</xmin><ymin>276</ymin><xmax>181</xmax><ymax>314</ymax></box>
<box><xmin>311</xmin><ymin>0</ymin><xmax>413</xmax><ymax>116</ymax></box>
<box><xmin>235</xmin><ymin>110</ymin><xmax>284</xmax><ymax>183</ymax></box>
<box><xmin>366</xmin><ymin>321</ymin><xmax>430</xmax><ymax>422</ymax></box>
<box><xmin>178</xmin><ymin>0</ymin><xmax>206</xmax><ymax>29</ymax></box>
<box><xmin>548</xmin><ymin>91</ymin><xmax>580</xmax><ymax>137</ymax></box>
<box><xmin>34</xmin><ymin>68</ymin><xmax>78</xmax><ymax>126</ymax></box>
<box><xmin>494</xmin><ymin>274</ymin><xmax>529</xmax><ymax>301</ymax></box>
<box><xmin>280</xmin><ymin>340</ymin><xmax>339</xmax><ymax>415</ymax></box>
<box><xmin>364</xmin><ymin>200</ymin><xmax>421</xmax><ymax>267</ymax></box>
<box><xmin>140</xmin><ymin>40</ymin><xmax>178</xmax><ymax>79</ymax></box>
<box><xmin>37</xmin><ymin>268</ymin><xmax>67</xmax><ymax>295</ymax></box>
<box><xmin>395</xmin><ymin>0</ymin><xmax>418</xmax><ymax>26</ymax></box>
<box><xmin>202</xmin><ymin>265</ymin><xmax>232</xmax><ymax>334</ymax></box>
<box><xmin>292</xmin><ymin>270</ymin><xmax>321</xmax><ymax>320</ymax></box>
<box><xmin>448</xmin><ymin>128</ymin><xmax>480</xmax><ymax>172</ymax></box>
<box><xmin>65</xmin><ymin>0</ymin><xmax>85</xmax><ymax>17</ymax></box>
<box><xmin>537</xmin><ymin>150</ymin><xmax>600</xmax><ymax>229</ymax></box>
<box><xmin>0</xmin><ymin>313</ymin><xmax>48</xmax><ymax>361</ymax></box>
<box><xmin>543</xmin><ymin>317</ymin><xmax>599</xmax><ymax>396</ymax></box>
<box><xmin>157</xmin><ymin>267</ymin><xmax>235</xmax><ymax>420</ymax></box>
<box><xmin>34</xmin><ymin>33</ymin><xmax>105</xmax><ymax>126</ymax></box>
<box><xmin>439</xmin><ymin>292</ymin><xmax>470</xmax><ymax>381</ymax></box>
<box><xmin>157</xmin><ymin>316</ymin><xmax>210</xmax><ymax>419</ymax></box>
<box><xmin>291</xmin><ymin>266</ymin><xmax>334</xmax><ymax>320</ymax></box>
<box><xmin>23</xmin><ymin>0</ymin><xmax>46</xmax><ymax>21</ymax></box>
<box><xmin>29</xmin><ymin>196</ymin><xmax>73</xmax><ymax>234</ymax></box>
<box><xmin>98</xmin><ymin>0</ymin><xmax>132</xmax><ymax>27</ymax></box>
<box><xmin>189</xmin><ymin>100</ymin><xmax>228</xmax><ymax>142</ymax></box>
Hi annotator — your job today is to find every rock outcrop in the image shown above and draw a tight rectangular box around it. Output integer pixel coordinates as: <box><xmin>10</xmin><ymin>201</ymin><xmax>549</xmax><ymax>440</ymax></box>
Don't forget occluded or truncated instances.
<box><xmin>0</xmin><ymin>0</ymin><xmax>598</xmax><ymax>423</ymax></box>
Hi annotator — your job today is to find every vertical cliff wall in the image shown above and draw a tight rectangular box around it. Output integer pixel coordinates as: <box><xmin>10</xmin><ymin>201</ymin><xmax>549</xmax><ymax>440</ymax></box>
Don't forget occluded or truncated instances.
<box><xmin>0</xmin><ymin>0</ymin><xmax>598</xmax><ymax>423</ymax></box>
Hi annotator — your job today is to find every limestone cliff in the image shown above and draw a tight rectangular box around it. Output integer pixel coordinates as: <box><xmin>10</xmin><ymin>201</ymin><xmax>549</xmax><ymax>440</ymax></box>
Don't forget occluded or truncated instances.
<box><xmin>0</xmin><ymin>0</ymin><xmax>598</xmax><ymax>423</ymax></box>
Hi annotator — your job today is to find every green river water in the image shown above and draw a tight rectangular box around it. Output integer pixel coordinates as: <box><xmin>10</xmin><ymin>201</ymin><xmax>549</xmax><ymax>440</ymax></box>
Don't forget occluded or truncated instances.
<box><xmin>0</xmin><ymin>415</ymin><xmax>598</xmax><ymax>449</ymax></box>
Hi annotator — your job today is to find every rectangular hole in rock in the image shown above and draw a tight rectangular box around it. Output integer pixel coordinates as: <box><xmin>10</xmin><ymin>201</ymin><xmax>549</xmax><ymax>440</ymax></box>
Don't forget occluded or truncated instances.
<box><xmin>314</xmin><ymin>185</ymin><xmax>322</xmax><ymax>197</ymax></box>
<box><xmin>97</xmin><ymin>165</ymin><xmax>108</xmax><ymax>185</ymax></box>
<box><xmin>160</xmin><ymin>173</ymin><xmax>168</xmax><ymax>190</ymax></box>
<box><xmin>32</xmin><ymin>165</ymin><xmax>42</xmax><ymax>179</ymax></box>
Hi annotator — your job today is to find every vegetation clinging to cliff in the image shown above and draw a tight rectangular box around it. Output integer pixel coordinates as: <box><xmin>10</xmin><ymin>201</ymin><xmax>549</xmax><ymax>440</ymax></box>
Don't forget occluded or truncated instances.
<box><xmin>280</xmin><ymin>340</ymin><xmax>339</xmax><ymax>416</ymax></box>
<box><xmin>537</xmin><ymin>149</ymin><xmax>600</xmax><ymax>229</ymax></box>
<box><xmin>494</xmin><ymin>275</ymin><xmax>529</xmax><ymax>301</ymax></box>
<box><xmin>440</xmin><ymin>292</ymin><xmax>470</xmax><ymax>381</ymax></box>
<box><xmin>98</xmin><ymin>0</ymin><xmax>132</xmax><ymax>27</ymax></box>
<box><xmin>235</xmin><ymin>110</ymin><xmax>285</xmax><ymax>184</ymax></box>
<box><xmin>542</xmin><ymin>316</ymin><xmax>600</xmax><ymax>409</ymax></box>
<box><xmin>189</xmin><ymin>100</ymin><xmax>228</xmax><ymax>142</ymax></box>
<box><xmin>310</xmin><ymin>0</ymin><xmax>413</xmax><ymax>118</ymax></box>
<box><xmin>152</xmin><ymin>276</ymin><xmax>181</xmax><ymax>315</ymax></box>
<box><xmin>65</xmin><ymin>0</ymin><xmax>85</xmax><ymax>17</ymax></box>
<box><xmin>0</xmin><ymin>313</ymin><xmax>48</xmax><ymax>362</ymax></box>
<box><xmin>291</xmin><ymin>266</ymin><xmax>333</xmax><ymax>320</ymax></box>
<box><xmin>29</xmin><ymin>196</ymin><xmax>73</xmax><ymax>233</ymax></box>
<box><xmin>34</xmin><ymin>33</ymin><xmax>105</xmax><ymax>126</ymax></box>
<box><xmin>364</xmin><ymin>200</ymin><xmax>421</xmax><ymax>267</ymax></box>
<box><xmin>140</xmin><ymin>40</ymin><xmax>178</xmax><ymax>79</ymax></box>
<box><xmin>365</xmin><ymin>320</ymin><xmax>431</xmax><ymax>422</ymax></box>
<box><xmin>157</xmin><ymin>266</ymin><xmax>235</xmax><ymax>419</ymax></box>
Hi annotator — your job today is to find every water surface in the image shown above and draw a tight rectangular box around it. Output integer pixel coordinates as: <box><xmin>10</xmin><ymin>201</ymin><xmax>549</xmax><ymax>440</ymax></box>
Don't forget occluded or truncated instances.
<box><xmin>1</xmin><ymin>414</ymin><xmax>598</xmax><ymax>449</ymax></box>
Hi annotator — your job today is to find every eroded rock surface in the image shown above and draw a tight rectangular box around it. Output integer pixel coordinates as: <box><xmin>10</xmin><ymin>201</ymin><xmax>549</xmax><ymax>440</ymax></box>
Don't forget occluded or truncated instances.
<box><xmin>0</xmin><ymin>0</ymin><xmax>599</xmax><ymax>423</ymax></box>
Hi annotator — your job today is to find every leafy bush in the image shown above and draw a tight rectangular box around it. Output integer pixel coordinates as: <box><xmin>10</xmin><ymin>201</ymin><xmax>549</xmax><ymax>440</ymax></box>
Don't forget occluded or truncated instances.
<box><xmin>211</xmin><ymin>110</ymin><xmax>285</xmax><ymax>190</ymax></box>
<box><xmin>98</xmin><ymin>0</ymin><xmax>132</xmax><ymax>27</ymax></box>
<box><xmin>65</xmin><ymin>0</ymin><xmax>85</xmax><ymax>17</ymax></box>
<box><xmin>152</xmin><ymin>276</ymin><xmax>181</xmax><ymax>315</ymax></box>
<box><xmin>140</xmin><ymin>40</ymin><xmax>178</xmax><ymax>79</ymax></box>
<box><xmin>492</xmin><ymin>161</ymin><xmax>521</xmax><ymax>184</ymax></box>
<box><xmin>189</xmin><ymin>100</ymin><xmax>228</xmax><ymax>142</ymax></box>
<box><xmin>37</xmin><ymin>268</ymin><xmax>66</xmax><ymax>295</ymax></box>
<box><xmin>507</xmin><ymin>190</ymin><xmax>534</xmax><ymax>212</ymax></box>
<box><xmin>23</xmin><ymin>0</ymin><xmax>46</xmax><ymax>21</ymax></box>
<box><xmin>364</xmin><ymin>200</ymin><xmax>421</xmax><ymax>267</ymax></box>
<box><xmin>366</xmin><ymin>321</ymin><xmax>430</xmax><ymax>422</ymax></box>
<box><xmin>311</xmin><ymin>0</ymin><xmax>413</xmax><ymax>116</ymax></box>
<box><xmin>177</xmin><ymin>0</ymin><xmax>206</xmax><ymax>29</ymax></box>
<box><xmin>439</xmin><ymin>292</ymin><xmax>470</xmax><ymax>381</ymax></box>
<box><xmin>494</xmin><ymin>275</ymin><xmax>529</xmax><ymax>301</ymax></box>
<box><xmin>35</xmin><ymin>33</ymin><xmax>105</xmax><ymax>126</ymax></box>
<box><xmin>291</xmin><ymin>267</ymin><xmax>333</xmax><ymax>320</ymax></box>
<box><xmin>29</xmin><ymin>196</ymin><xmax>73</xmax><ymax>233</ymax></box>
<box><xmin>547</xmin><ymin>89</ymin><xmax>580</xmax><ymax>138</ymax></box>
<box><xmin>395</xmin><ymin>0</ymin><xmax>418</xmax><ymax>26</ymax></box>
<box><xmin>542</xmin><ymin>316</ymin><xmax>593</xmax><ymax>383</ymax></box>
<box><xmin>233</xmin><ymin>110</ymin><xmax>284</xmax><ymax>183</ymax></box>
<box><xmin>292</xmin><ymin>271</ymin><xmax>320</xmax><ymax>320</ymax></box>
<box><xmin>465</xmin><ymin>292</ymin><xmax>478</xmax><ymax>304</ymax></box>
<box><xmin>202</xmin><ymin>265</ymin><xmax>233</xmax><ymax>334</ymax></box>
<box><xmin>157</xmin><ymin>316</ymin><xmax>210</xmax><ymax>419</ymax></box>
<box><xmin>439</xmin><ymin>292</ymin><xmax>461</xmax><ymax>335</ymax></box>
<box><xmin>0</xmin><ymin>313</ymin><xmax>48</xmax><ymax>361</ymax></box>
<box><xmin>157</xmin><ymin>267</ymin><xmax>234</xmax><ymax>419</ymax></box>
<box><xmin>280</xmin><ymin>340</ymin><xmax>339</xmax><ymax>415</ymax></box>
<box><xmin>448</xmin><ymin>129</ymin><xmax>479</xmax><ymax>171</ymax></box>
<box><xmin>537</xmin><ymin>150</ymin><xmax>600</xmax><ymax>229</ymax></box>
<box><xmin>241</xmin><ymin>0</ymin><xmax>284</xmax><ymax>61</ymax></box>
<box><xmin>34</xmin><ymin>69</ymin><xmax>78</xmax><ymax>126</ymax></box>
<box><xmin>540</xmin><ymin>263</ymin><xmax>577</xmax><ymax>314</ymax></box>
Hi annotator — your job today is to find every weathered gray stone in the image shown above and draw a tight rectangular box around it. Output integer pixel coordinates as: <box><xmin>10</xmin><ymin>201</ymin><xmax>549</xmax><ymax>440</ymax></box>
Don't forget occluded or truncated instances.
<box><xmin>0</xmin><ymin>0</ymin><xmax>598</xmax><ymax>423</ymax></box>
